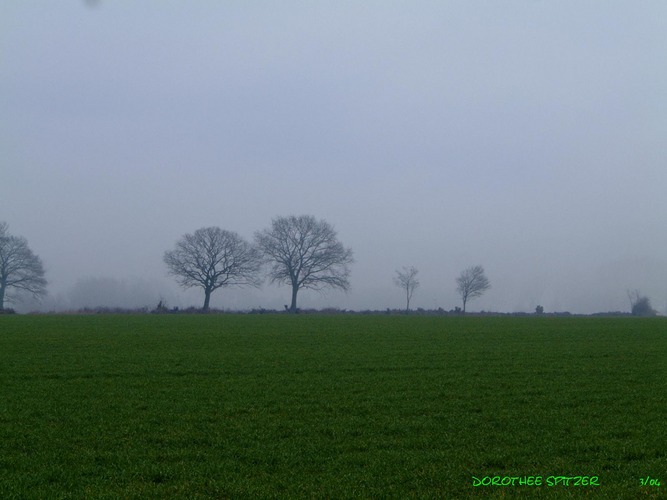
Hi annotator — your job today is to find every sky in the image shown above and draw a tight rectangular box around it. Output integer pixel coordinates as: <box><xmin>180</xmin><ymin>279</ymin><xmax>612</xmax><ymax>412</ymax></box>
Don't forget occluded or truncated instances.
<box><xmin>1</xmin><ymin>1</ymin><xmax>666</xmax><ymax>314</ymax></box>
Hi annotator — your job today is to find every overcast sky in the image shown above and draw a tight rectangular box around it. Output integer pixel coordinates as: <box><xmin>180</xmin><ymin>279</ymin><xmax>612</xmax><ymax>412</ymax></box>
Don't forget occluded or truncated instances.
<box><xmin>2</xmin><ymin>1</ymin><xmax>666</xmax><ymax>313</ymax></box>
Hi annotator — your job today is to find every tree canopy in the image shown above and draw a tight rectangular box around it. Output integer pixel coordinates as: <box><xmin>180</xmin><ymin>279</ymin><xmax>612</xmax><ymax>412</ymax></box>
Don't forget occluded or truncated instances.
<box><xmin>255</xmin><ymin>215</ymin><xmax>353</xmax><ymax>313</ymax></box>
<box><xmin>455</xmin><ymin>265</ymin><xmax>490</xmax><ymax>313</ymax></box>
<box><xmin>394</xmin><ymin>266</ymin><xmax>420</xmax><ymax>312</ymax></box>
<box><xmin>0</xmin><ymin>222</ymin><xmax>47</xmax><ymax>310</ymax></box>
<box><xmin>164</xmin><ymin>227</ymin><xmax>261</xmax><ymax>311</ymax></box>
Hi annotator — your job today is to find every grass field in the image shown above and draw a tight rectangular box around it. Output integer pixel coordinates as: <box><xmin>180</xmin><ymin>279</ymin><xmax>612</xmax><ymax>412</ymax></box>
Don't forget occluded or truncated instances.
<box><xmin>0</xmin><ymin>314</ymin><xmax>665</xmax><ymax>498</ymax></box>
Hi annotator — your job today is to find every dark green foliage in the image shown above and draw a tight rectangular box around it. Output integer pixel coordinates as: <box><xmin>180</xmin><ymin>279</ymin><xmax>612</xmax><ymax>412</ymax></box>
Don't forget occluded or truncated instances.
<box><xmin>0</xmin><ymin>315</ymin><xmax>665</xmax><ymax>498</ymax></box>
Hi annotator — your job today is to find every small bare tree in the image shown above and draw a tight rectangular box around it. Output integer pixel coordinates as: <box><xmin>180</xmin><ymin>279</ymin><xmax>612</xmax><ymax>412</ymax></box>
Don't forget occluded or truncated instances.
<box><xmin>255</xmin><ymin>215</ymin><xmax>353</xmax><ymax>313</ymax></box>
<box><xmin>394</xmin><ymin>266</ymin><xmax>420</xmax><ymax>312</ymax></box>
<box><xmin>164</xmin><ymin>227</ymin><xmax>261</xmax><ymax>311</ymax></box>
<box><xmin>456</xmin><ymin>265</ymin><xmax>490</xmax><ymax>313</ymax></box>
<box><xmin>0</xmin><ymin>222</ymin><xmax>47</xmax><ymax>310</ymax></box>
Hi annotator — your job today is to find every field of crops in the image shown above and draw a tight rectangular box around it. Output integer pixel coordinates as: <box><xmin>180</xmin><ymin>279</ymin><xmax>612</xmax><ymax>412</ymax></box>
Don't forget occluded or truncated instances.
<box><xmin>1</xmin><ymin>314</ymin><xmax>665</xmax><ymax>498</ymax></box>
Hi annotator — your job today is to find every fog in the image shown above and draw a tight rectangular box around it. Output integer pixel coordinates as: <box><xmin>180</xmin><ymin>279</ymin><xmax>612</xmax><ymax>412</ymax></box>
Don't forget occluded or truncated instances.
<box><xmin>2</xmin><ymin>2</ymin><xmax>666</xmax><ymax>314</ymax></box>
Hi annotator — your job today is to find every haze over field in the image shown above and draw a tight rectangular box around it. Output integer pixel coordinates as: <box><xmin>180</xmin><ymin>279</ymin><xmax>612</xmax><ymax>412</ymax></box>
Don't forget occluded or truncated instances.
<box><xmin>2</xmin><ymin>1</ymin><xmax>666</xmax><ymax>313</ymax></box>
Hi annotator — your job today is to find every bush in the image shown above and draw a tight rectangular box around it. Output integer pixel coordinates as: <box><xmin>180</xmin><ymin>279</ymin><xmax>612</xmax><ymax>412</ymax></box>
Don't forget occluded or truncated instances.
<box><xmin>631</xmin><ymin>296</ymin><xmax>656</xmax><ymax>317</ymax></box>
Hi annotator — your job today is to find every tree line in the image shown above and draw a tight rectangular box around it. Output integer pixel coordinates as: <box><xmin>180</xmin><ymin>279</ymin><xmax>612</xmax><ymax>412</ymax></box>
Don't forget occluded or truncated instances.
<box><xmin>0</xmin><ymin>217</ymin><xmax>659</xmax><ymax>316</ymax></box>
<box><xmin>163</xmin><ymin>215</ymin><xmax>353</xmax><ymax>313</ymax></box>
<box><xmin>163</xmin><ymin>215</ymin><xmax>492</xmax><ymax>314</ymax></box>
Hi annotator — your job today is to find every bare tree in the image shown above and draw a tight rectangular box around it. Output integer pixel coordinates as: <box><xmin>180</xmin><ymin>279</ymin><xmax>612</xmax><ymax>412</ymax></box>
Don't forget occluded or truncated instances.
<box><xmin>164</xmin><ymin>227</ymin><xmax>261</xmax><ymax>311</ymax></box>
<box><xmin>394</xmin><ymin>266</ymin><xmax>420</xmax><ymax>312</ymax></box>
<box><xmin>456</xmin><ymin>265</ymin><xmax>490</xmax><ymax>313</ymax></box>
<box><xmin>0</xmin><ymin>223</ymin><xmax>47</xmax><ymax>310</ymax></box>
<box><xmin>255</xmin><ymin>215</ymin><xmax>353</xmax><ymax>313</ymax></box>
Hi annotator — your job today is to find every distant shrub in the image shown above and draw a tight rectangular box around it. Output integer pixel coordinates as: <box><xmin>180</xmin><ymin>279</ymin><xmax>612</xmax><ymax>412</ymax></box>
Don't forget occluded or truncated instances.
<box><xmin>249</xmin><ymin>308</ymin><xmax>278</xmax><ymax>314</ymax></box>
<box><xmin>0</xmin><ymin>308</ymin><xmax>16</xmax><ymax>314</ymax></box>
<box><xmin>152</xmin><ymin>300</ymin><xmax>170</xmax><ymax>314</ymax></box>
<box><xmin>181</xmin><ymin>306</ymin><xmax>216</xmax><ymax>314</ymax></box>
<box><xmin>631</xmin><ymin>296</ymin><xmax>656</xmax><ymax>317</ymax></box>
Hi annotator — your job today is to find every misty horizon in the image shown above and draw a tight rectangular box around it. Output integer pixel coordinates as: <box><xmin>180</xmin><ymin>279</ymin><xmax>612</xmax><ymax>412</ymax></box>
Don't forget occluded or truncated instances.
<box><xmin>2</xmin><ymin>2</ymin><xmax>666</xmax><ymax>314</ymax></box>
<box><xmin>6</xmin><ymin>220</ymin><xmax>666</xmax><ymax>316</ymax></box>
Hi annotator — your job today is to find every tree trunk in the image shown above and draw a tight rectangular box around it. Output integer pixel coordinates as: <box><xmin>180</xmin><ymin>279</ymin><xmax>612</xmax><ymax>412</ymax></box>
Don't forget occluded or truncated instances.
<box><xmin>290</xmin><ymin>285</ymin><xmax>298</xmax><ymax>313</ymax></box>
<box><xmin>0</xmin><ymin>285</ymin><xmax>5</xmax><ymax>311</ymax></box>
<box><xmin>203</xmin><ymin>289</ymin><xmax>211</xmax><ymax>312</ymax></box>
<box><xmin>462</xmin><ymin>298</ymin><xmax>466</xmax><ymax>314</ymax></box>
<box><xmin>406</xmin><ymin>291</ymin><xmax>410</xmax><ymax>313</ymax></box>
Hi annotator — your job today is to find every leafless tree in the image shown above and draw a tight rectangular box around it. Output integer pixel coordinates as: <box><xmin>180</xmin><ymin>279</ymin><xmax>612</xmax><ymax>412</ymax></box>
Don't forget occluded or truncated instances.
<box><xmin>0</xmin><ymin>222</ymin><xmax>47</xmax><ymax>310</ymax></box>
<box><xmin>164</xmin><ymin>227</ymin><xmax>261</xmax><ymax>311</ymax></box>
<box><xmin>255</xmin><ymin>215</ymin><xmax>353</xmax><ymax>313</ymax></box>
<box><xmin>456</xmin><ymin>265</ymin><xmax>490</xmax><ymax>313</ymax></box>
<box><xmin>394</xmin><ymin>266</ymin><xmax>420</xmax><ymax>312</ymax></box>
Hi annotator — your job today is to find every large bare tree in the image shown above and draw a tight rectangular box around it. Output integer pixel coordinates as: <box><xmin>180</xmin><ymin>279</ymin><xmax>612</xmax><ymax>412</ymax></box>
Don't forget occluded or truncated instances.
<box><xmin>394</xmin><ymin>266</ymin><xmax>420</xmax><ymax>312</ymax></box>
<box><xmin>255</xmin><ymin>215</ymin><xmax>353</xmax><ymax>313</ymax></box>
<box><xmin>0</xmin><ymin>222</ymin><xmax>48</xmax><ymax>310</ymax></box>
<box><xmin>456</xmin><ymin>265</ymin><xmax>490</xmax><ymax>313</ymax></box>
<box><xmin>164</xmin><ymin>227</ymin><xmax>261</xmax><ymax>311</ymax></box>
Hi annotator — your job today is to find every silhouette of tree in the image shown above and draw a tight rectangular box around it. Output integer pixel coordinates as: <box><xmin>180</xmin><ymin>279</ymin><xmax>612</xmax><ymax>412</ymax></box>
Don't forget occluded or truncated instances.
<box><xmin>164</xmin><ymin>227</ymin><xmax>261</xmax><ymax>311</ymax></box>
<box><xmin>0</xmin><ymin>222</ymin><xmax>47</xmax><ymax>310</ymax></box>
<box><xmin>255</xmin><ymin>215</ymin><xmax>353</xmax><ymax>313</ymax></box>
<box><xmin>394</xmin><ymin>266</ymin><xmax>420</xmax><ymax>312</ymax></box>
<box><xmin>456</xmin><ymin>265</ymin><xmax>490</xmax><ymax>313</ymax></box>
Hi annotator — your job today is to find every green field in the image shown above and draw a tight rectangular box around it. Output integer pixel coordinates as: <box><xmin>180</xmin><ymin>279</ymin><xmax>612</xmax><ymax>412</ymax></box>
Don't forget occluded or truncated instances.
<box><xmin>1</xmin><ymin>315</ymin><xmax>665</xmax><ymax>498</ymax></box>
